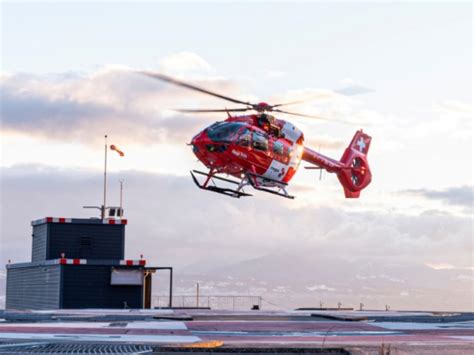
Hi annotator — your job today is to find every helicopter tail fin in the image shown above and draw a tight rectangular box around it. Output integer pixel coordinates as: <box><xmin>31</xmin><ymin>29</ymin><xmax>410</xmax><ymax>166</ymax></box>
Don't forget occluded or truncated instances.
<box><xmin>337</xmin><ymin>130</ymin><xmax>372</xmax><ymax>198</ymax></box>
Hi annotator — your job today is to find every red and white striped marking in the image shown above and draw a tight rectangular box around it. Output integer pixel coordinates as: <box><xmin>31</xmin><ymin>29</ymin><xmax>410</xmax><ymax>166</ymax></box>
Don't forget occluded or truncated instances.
<box><xmin>120</xmin><ymin>260</ymin><xmax>146</xmax><ymax>266</ymax></box>
<box><xmin>31</xmin><ymin>217</ymin><xmax>128</xmax><ymax>225</ymax></box>
<box><xmin>48</xmin><ymin>217</ymin><xmax>72</xmax><ymax>223</ymax></box>
<box><xmin>103</xmin><ymin>219</ymin><xmax>128</xmax><ymax>225</ymax></box>
<box><xmin>58</xmin><ymin>258</ymin><xmax>87</xmax><ymax>265</ymax></box>
<box><xmin>33</xmin><ymin>217</ymin><xmax>73</xmax><ymax>225</ymax></box>
<box><xmin>53</xmin><ymin>259</ymin><xmax>146</xmax><ymax>266</ymax></box>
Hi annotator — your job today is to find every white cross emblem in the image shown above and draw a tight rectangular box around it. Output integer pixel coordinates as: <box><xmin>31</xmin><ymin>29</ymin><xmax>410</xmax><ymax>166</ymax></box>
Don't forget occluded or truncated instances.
<box><xmin>356</xmin><ymin>137</ymin><xmax>366</xmax><ymax>152</ymax></box>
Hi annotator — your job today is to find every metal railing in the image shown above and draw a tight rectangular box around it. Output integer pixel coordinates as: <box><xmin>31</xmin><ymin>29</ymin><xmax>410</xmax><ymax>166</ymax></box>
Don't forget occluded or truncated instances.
<box><xmin>152</xmin><ymin>295</ymin><xmax>262</xmax><ymax>310</ymax></box>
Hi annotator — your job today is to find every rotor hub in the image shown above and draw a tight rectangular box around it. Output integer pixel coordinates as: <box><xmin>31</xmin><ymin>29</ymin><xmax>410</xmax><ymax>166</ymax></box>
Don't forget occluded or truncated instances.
<box><xmin>255</xmin><ymin>102</ymin><xmax>272</xmax><ymax>112</ymax></box>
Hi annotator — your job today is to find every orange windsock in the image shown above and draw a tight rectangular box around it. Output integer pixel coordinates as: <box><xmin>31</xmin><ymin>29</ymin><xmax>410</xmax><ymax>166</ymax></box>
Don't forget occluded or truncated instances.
<box><xmin>110</xmin><ymin>145</ymin><xmax>124</xmax><ymax>157</ymax></box>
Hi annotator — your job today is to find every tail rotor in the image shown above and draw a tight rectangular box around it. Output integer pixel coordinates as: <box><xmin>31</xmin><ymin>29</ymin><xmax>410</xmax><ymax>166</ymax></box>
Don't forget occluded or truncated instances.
<box><xmin>337</xmin><ymin>131</ymin><xmax>372</xmax><ymax>198</ymax></box>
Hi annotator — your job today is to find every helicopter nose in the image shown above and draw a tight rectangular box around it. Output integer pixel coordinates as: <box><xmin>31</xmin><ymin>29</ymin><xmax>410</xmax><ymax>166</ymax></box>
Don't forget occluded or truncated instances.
<box><xmin>191</xmin><ymin>133</ymin><xmax>205</xmax><ymax>153</ymax></box>
<box><xmin>192</xmin><ymin>144</ymin><xmax>199</xmax><ymax>154</ymax></box>
<box><xmin>191</xmin><ymin>138</ymin><xmax>200</xmax><ymax>154</ymax></box>
<box><xmin>191</xmin><ymin>131</ymin><xmax>202</xmax><ymax>146</ymax></box>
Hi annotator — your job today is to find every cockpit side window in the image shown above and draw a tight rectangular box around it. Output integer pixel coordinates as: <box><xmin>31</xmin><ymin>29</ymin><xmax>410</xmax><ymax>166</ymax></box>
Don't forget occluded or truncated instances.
<box><xmin>207</xmin><ymin>122</ymin><xmax>243</xmax><ymax>143</ymax></box>
<box><xmin>237</xmin><ymin>128</ymin><xmax>251</xmax><ymax>147</ymax></box>
<box><xmin>252</xmin><ymin>131</ymin><xmax>268</xmax><ymax>151</ymax></box>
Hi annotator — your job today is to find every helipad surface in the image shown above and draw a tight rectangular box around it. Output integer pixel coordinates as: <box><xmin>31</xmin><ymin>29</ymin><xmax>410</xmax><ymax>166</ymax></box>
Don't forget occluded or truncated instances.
<box><xmin>0</xmin><ymin>309</ymin><xmax>472</xmax><ymax>354</ymax></box>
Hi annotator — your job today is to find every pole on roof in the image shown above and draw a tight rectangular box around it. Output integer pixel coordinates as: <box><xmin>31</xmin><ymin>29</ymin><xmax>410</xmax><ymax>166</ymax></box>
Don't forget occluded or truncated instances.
<box><xmin>196</xmin><ymin>282</ymin><xmax>200</xmax><ymax>307</ymax></box>
<box><xmin>102</xmin><ymin>134</ymin><xmax>108</xmax><ymax>219</ymax></box>
<box><xmin>119</xmin><ymin>180</ymin><xmax>124</xmax><ymax>216</ymax></box>
<box><xmin>169</xmin><ymin>268</ymin><xmax>174</xmax><ymax>308</ymax></box>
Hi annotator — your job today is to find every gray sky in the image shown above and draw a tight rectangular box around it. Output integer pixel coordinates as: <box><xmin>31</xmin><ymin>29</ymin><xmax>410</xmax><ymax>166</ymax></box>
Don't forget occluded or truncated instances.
<box><xmin>0</xmin><ymin>1</ymin><xmax>472</xmax><ymax>310</ymax></box>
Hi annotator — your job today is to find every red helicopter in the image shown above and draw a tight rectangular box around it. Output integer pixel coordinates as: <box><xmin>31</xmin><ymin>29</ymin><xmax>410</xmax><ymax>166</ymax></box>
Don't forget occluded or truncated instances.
<box><xmin>142</xmin><ymin>72</ymin><xmax>372</xmax><ymax>199</ymax></box>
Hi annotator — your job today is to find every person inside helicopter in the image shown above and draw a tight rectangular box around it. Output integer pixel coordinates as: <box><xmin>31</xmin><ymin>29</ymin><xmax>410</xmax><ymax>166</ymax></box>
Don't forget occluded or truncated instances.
<box><xmin>257</xmin><ymin>114</ymin><xmax>281</xmax><ymax>137</ymax></box>
<box><xmin>257</xmin><ymin>113</ymin><xmax>271</xmax><ymax>131</ymax></box>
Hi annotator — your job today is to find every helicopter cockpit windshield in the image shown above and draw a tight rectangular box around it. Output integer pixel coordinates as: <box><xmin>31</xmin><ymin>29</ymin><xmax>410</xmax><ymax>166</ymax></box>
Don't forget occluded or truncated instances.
<box><xmin>207</xmin><ymin>122</ymin><xmax>245</xmax><ymax>143</ymax></box>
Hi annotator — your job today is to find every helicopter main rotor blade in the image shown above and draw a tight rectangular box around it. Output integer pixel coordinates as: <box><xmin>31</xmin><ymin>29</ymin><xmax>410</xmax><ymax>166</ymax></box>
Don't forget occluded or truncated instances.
<box><xmin>176</xmin><ymin>108</ymin><xmax>252</xmax><ymax>113</ymax></box>
<box><xmin>272</xmin><ymin>93</ymin><xmax>334</xmax><ymax>108</ymax></box>
<box><xmin>273</xmin><ymin>108</ymin><xmax>353</xmax><ymax>124</ymax></box>
<box><xmin>140</xmin><ymin>71</ymin><xmax>252</xmax><ymax>107</ymax></box>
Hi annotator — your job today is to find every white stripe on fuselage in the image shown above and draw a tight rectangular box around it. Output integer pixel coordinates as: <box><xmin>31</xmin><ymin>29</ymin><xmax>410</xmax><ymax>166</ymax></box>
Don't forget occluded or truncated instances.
<box><xmin>263</xmin><ymin>159</ymin><xmax>288</xmax><ymax>182</ymax></box>
<box><xmin>262</xmin><ymin>142</ymin><xmax>303</xmax><ymax>184</ymax></box>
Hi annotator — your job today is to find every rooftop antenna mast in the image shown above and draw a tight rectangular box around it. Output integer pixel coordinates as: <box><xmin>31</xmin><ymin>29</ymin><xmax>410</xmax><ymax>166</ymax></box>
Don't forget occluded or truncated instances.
<box><xmin>83</xmin><ymin>134</ymin><xmax>109</xmax><ymax>218</ymax></box>
<box><xmin>84</xmin><ymin>136</ymin><xmax>125</xmax><ymax>218</ymax></box>
<box><xmin>119</xmin><ymin>180</ymin><xmax>124</xmax><ymax>216</ymax></box>
<box><xmin>102</xmin><ymin>134</ymin><xmax>108</xmax><ymax>219</ymax></box>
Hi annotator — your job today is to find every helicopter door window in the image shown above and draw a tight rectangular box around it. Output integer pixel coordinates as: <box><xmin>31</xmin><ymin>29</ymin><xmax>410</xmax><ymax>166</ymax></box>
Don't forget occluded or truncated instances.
<box><xmin>237</xmin><ymin>128</ymin><xmax>251</xmax><ymax>147</ymax></box>
<box><xmin>273</xmin><ymin>141</ymin><xmax>284</xmax><ymax>155</ymax></box>
<box><xmin>252</xmin><ymin>131</ymin><xmax>268</xmax><ymax>151</ymax></box>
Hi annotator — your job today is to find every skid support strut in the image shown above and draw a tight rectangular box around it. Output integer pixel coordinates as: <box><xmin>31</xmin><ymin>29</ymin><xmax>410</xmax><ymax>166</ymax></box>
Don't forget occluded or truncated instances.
<box><xmin>246</xmin><ymin>172</ymin><xmax>295</xmax><ymax>199</ymax></box>
<box><xmin>190</xmin><ymin>170</ymin><xmax>252</xmax><ymax>198</ymax></box>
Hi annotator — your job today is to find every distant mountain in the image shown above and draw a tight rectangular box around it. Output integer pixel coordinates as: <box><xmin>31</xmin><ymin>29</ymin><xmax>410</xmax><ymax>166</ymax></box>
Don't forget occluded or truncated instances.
<box><xmin>170</xmin><ymin>253</ymin><xmax>473</xmax><ymax>312</ymax></box>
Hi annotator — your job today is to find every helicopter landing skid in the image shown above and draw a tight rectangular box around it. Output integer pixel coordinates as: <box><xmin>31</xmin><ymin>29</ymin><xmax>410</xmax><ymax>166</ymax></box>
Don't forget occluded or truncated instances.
<box><xmin>190</xmin><ymin>170</ymin><xmax>253</xmax><ymax>198</ymax></box>
<box><xmin>246</xmin><ymin>172</ymin><xmax>295</xmax><ymax>199</ymax></box>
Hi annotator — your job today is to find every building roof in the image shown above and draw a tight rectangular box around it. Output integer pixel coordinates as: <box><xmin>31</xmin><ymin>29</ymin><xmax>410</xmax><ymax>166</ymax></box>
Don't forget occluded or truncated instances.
<box><xmin>31</xmin><ymin>217</ymin><xmax>128</xmax><ymax>226</ymax></box>
<box><xmin>7</xmin><ymin>258</ymin><xmax>146</xmax><ymax>269</ymax></box>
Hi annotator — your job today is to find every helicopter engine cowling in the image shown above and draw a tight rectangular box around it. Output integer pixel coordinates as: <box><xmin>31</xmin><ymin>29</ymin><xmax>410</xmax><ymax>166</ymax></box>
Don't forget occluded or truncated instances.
<box><xmin>280</xmin><ymin>121</ymin><xmax>304</xmax><ymax>144</ymax></box>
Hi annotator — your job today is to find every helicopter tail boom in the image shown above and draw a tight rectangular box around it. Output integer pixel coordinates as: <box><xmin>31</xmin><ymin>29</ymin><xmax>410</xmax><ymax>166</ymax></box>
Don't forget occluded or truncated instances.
<box><xmin>303</xmin><ymin>130</ymin><xmax>372</xmax><ymax>198</ymax></box>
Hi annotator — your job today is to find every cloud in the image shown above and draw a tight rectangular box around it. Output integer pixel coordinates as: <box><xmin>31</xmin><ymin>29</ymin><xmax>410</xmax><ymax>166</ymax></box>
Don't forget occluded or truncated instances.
<box><xmin>0</xmin><ymin>67</ymin><xmax>245</xmax><ymax>145</ymax></box>
<box><xmin>0</xmin><ymin>61</ymin><xmax>382</xmax><ymax>149</ymax></box>
<box><xmin>404</xmin><ymin>100</ymin><xmax>474</xmax><ymax>141</ymax></box>
<box><xmin>159</xmin><ymin>52</ymin><xmax>212</xmax><ymax>75</ymax></box>
<box><xmin>425</xmin><ymin>262</ymin><xmax>454</xmax><ymax>270</ymax></box>
<box><xmin>435</xmin><ymin>100</ymin><xmax>472</xmax><ymax>115</ymax></box>
<box><xmin>336</xmin><ymin>78</ymin><xmax>374</xmax><ymax>96</ymax></box>
<box><xmin>1</xmin><ymin>164</ymin><xmax>472</xmax><ymax>266</ymax></box>
<box><xmin>264</xmin><ymin>69</ymin><xmax>286</xmax><ymax>79</ymax></box>
<box><xmin>306</xmin><ymin>284</ymin><xmax>336</xmax><ymax>292</ymax></box>
<box><xmin>402</xmin><ymin>186</ymin><xmax>474</xmax><ymax>210</ymax></box>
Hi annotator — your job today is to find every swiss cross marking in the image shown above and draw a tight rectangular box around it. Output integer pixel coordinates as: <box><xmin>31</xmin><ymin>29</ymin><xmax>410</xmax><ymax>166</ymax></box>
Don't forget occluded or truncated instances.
<box><xmin>356</xmin><ymin>137</ymin><xmax>366</xmax><ymax>152</ymax></box>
